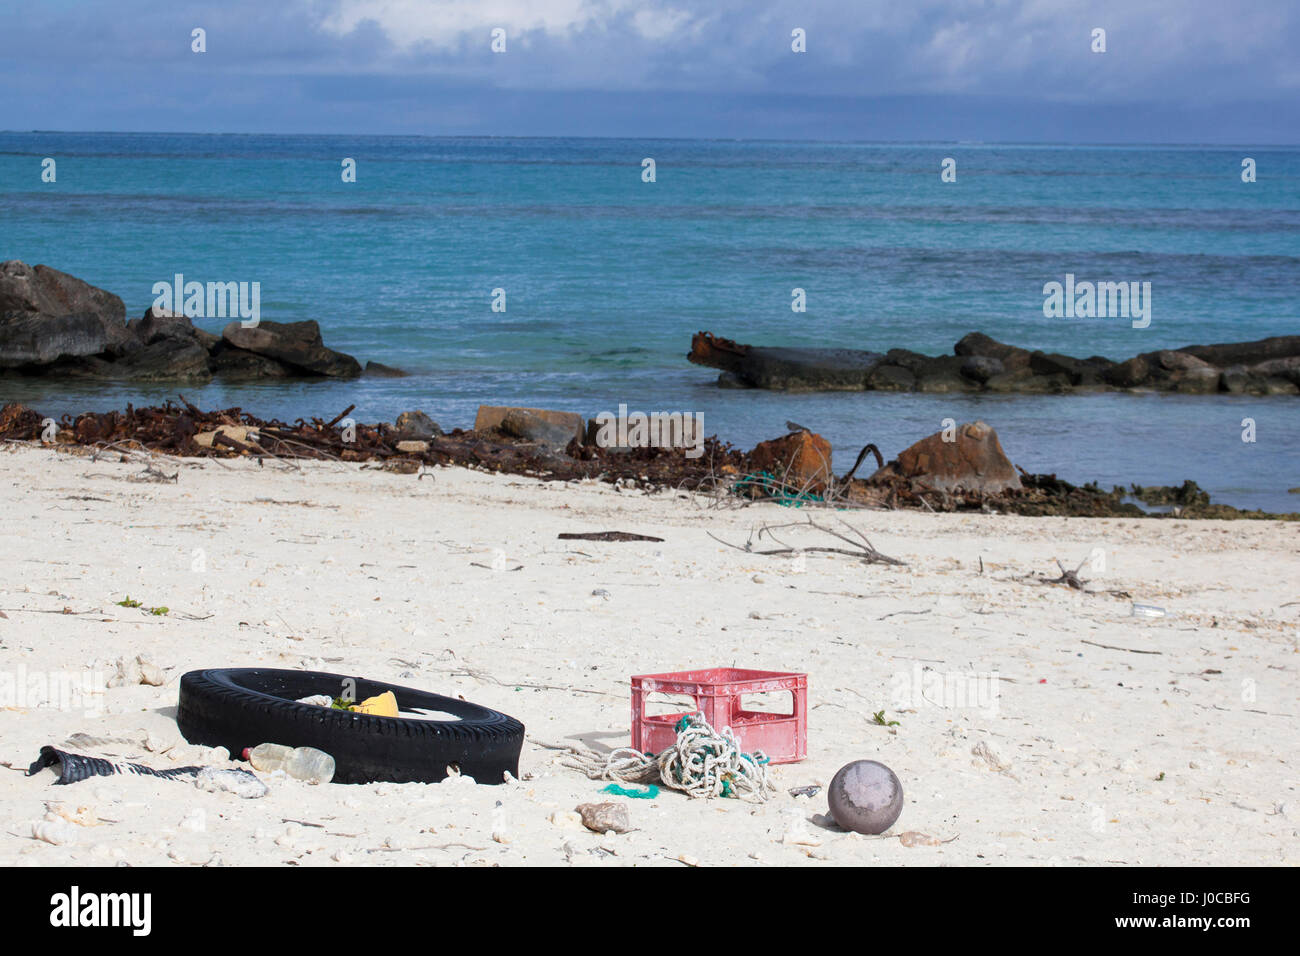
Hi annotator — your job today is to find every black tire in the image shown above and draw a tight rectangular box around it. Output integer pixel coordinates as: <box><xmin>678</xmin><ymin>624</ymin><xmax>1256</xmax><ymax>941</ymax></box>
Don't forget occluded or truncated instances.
<box><xmin>177</xmin><ymin>668</ymin><xmax>524</xmax><ymax>785</ymax></box>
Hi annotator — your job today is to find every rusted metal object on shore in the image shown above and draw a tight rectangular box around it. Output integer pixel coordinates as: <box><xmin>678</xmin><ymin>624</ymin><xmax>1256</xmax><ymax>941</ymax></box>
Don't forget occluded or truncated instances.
<box><xmin>687</xmin><ymin>332</ymin><xmax>751</xmax><ymax>372</ymax></box>
<box><xmin>0</xmin><ymin>399</ymin><xmax>745</xmax><ymax>492</ymax></box>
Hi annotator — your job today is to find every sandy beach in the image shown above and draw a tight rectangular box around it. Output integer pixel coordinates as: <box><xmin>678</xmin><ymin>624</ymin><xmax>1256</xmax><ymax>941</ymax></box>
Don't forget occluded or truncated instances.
<box><xmin>0</xmin><ymin>441</ymin><xmax>1295</xmax><ymax>867</ymax></box>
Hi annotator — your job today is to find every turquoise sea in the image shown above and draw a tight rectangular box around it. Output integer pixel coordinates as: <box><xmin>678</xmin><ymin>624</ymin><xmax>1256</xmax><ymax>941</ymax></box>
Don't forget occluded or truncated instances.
<box><xmin>2</xmin><ymin>133</ymin><xmax>1298</xmax><ymax>509</ymax></box>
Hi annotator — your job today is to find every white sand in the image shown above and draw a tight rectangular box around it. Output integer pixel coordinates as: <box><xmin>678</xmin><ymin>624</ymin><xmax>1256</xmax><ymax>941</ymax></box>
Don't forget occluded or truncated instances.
<box><xmin>1</xmin><ymin>442</ymin><xmax>1296</xmax><ymax>866</ymax></box>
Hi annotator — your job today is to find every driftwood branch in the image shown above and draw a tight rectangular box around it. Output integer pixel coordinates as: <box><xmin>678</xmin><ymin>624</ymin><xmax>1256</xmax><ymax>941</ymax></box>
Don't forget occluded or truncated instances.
<box><xmin>1039</xmin><ymin>557</ymin><xmax>1089</xmax><ymax>590</ymax></box>
<box><xmin>708</xmin><ymin>517</ymin><xmax>905</xmax><ymax>566</ymax></box>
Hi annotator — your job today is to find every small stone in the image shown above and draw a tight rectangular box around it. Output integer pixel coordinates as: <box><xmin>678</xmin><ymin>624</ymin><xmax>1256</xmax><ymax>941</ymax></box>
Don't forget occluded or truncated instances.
<box><xmin>106</xmin><ymin>654</ymin><xmax>166</xmax><ymax>687</ymax></box>
<box><xmin>550</xmin><ymin>811</ymin><xmax>585</xmax><ymax>830</ymax></box>
<box><xmin>575</xmin><ymin>801</ymin><xmax>631</xmax><ymax>834</ymax></box>
<box><xmin>332</xmin><ymin>849</ymin><xmax>352</xmax><ymax>863</ymax></box>
<box><xmin>779</xmin><ymin>809</ymin><xmax>823</xmax><ymax>847</ymax></box>
<box><xmin>396</xmin><ymin>440</ymin><xmax>429</xmax><ymax>454</ymax></box>
<box><xmin>31</xmin><ymin>820</ymin><xmax>77</xmax><ymax>845</ymax></box>
<box><xmin>195</xmin><ymin>767</ymin><xmax>268</xmax><ymax>799</ymax></box>
<box><xmin>677</xmin><ymin>853</ymin><xmax>700</xmax><ymax>867</ymax></box>
<box><xmin>394</xmin><ymin>410</ymin><xmax>442</xmax><ymax>440</ymax></box>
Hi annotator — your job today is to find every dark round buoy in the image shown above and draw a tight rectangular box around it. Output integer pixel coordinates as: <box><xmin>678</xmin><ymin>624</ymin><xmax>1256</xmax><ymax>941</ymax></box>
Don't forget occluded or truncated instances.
<box><xmin>828</xmin><ymin>760</ymin><xmax>903</xmax><ymax>834</ymax></box>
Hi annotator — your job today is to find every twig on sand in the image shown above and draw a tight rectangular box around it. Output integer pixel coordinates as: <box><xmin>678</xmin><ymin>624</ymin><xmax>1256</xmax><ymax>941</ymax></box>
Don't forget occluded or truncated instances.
<box><xmin>1081</xmin><ymin>639</ymin><xmax>1162</xmax><ymax>655</ymax></box>
<box><xmin>708</xmin><ymin>517</ymin><xmax>906</xmax><ymax>566</ymax></box>
<box><xmin>1039</xmin><ymin>557</ymin><xmax>1089</xmax><ymax>590</ymax></box>
<box><xmin>557</xmin><ymin>531</ymin><xmax>664</xmax><ymax>542</ymax></box>
<box><xmin>877</xmin><ymin>609</ymin><xmax>931</xmax><ymax>621</ymax></box>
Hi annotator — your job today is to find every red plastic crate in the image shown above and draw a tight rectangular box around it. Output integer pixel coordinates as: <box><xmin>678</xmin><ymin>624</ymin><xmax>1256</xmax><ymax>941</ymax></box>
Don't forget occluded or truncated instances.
<box><xmin>630</xmin><ymin>667</ymin><xmax>807</xmax><ymax>763</ymax></box>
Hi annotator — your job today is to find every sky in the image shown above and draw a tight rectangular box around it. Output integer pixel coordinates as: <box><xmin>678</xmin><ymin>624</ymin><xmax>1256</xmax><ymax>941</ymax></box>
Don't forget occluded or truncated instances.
<box><xmin>1</xmin><ymin>0</ymin><xmax>1297</xmax><ymax>142</ymax></box>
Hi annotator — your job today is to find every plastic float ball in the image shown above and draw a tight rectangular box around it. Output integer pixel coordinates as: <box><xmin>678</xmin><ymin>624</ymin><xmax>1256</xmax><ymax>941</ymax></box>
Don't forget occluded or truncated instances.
<box><xmin>828</xmin><ymin>760</ymin><xmax>903</xmax><ymax>834</ymax></box>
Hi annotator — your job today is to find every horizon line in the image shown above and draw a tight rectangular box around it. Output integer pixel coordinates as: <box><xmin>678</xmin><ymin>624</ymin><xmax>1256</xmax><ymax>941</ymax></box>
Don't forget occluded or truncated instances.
<box><xmin>3</xmin><ymin>130</ymin><xmax>1298</xmax><ymax>149</ymax></box>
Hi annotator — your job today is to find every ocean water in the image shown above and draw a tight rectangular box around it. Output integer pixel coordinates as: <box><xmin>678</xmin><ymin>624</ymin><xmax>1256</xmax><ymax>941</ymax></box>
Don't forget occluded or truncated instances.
<box><xmin>2</xmin><ymin>132</ymin><xmax>1298</xmax><ymax>510</ymax></box>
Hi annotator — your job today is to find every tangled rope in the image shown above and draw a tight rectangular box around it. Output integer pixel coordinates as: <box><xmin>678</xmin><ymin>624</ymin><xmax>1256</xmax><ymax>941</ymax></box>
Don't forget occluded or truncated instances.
<box><xmin>733</xmin><ymin>470</ymin><xmax>823</xmax><ymax>508</ymax></box>
<box><xmin>560</xmin><ymin>713</ymin><xmax>776</xmax><ymax>802</ymax></box>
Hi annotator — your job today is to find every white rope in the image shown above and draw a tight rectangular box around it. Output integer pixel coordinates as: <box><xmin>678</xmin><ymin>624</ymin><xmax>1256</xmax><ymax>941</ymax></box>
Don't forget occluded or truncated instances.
<box><xmin>560</xmin><ymin>713</ymin><xmax>776</xmax><ymax>802</ymax></box>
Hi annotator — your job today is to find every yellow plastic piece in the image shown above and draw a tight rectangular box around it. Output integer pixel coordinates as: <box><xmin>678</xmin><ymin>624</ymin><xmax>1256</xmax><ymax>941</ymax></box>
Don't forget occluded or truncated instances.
<box><xmin>350</xmin><ymin>690</ymin><xmax>398</xmax><ymax>717</ymax></box>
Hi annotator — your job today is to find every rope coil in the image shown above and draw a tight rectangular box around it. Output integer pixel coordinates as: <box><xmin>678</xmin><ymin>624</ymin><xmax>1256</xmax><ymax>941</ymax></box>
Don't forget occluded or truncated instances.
<box><xmin>561</xmin><ymin>713</ymin><xmax>775</xmax><ymax>802</ymax></box>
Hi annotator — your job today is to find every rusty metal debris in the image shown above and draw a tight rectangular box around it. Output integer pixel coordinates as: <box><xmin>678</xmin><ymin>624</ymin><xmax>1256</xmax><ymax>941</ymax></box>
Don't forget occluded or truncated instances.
<box><xmin>2</xmin><ymin>399</ymin><xmax>1285</xmax><ymax>519</ymax></box>
<box><xmin>0</xmin><ymin>399</ymin><xmax>746</xmax><ymax>491</ymax></box>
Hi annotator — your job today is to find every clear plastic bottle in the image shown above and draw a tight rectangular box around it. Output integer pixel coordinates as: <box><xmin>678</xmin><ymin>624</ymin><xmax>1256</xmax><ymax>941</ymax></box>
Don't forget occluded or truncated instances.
<box><xmin>246</xmin><ymin>743</ymin><xmax>335</xmax><ymax>784</ymax></box>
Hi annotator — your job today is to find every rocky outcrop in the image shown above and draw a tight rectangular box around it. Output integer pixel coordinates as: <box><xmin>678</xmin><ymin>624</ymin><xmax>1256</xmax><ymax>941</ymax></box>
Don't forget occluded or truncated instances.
<box><xmin>868</xmin><ymin>421</ymin><xmax>1021</xmax><ymax>495</ymax></box>
<box><xmin>689</xmin><ymin>330</ymin><xmax>1300</xmax><ymax>396</ymax></box>
<box><xmin>0</xmin><ymin>261</ymin><xmax>383</xmax><ymax>383</ymax></box>
<box><xmin>221</xmin><ymin>320</ymin><xmax>361</xmax><ymax>378</ymax></box>
<box><xmin>0</xmin><ymin>261</ymin><xmax>133</xmax><ymax>366</ymax></box>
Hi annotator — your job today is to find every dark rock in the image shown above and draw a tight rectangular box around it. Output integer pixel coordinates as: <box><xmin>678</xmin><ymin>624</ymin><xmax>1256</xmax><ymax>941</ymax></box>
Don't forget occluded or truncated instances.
<box><xmin>101</xmin><ymin>339</ymin><xmax>213</xmax><ymax>383</ymax></box>
<box><xmin>882</xmin><ymin>350</ymin><xmax>976</xmax><ymax>392</ymax></box>
<box><xmin>221</xmin><ymin>320</ymin><xmax>361</xmax><ymax>378</ymax></box>
<box><xmin>960</xmin><ymin>356</ymin><xmax>1004</xmax><ymax>383</ymax></box>
<box><xmin>734</xmin><ymin>346</ymin><xmax>881</xmax><ymax>390</ymax></box>
<box><xmin>210</xmin><ymin>346</ymin><xmax>292</xmax><ymax>380</ymax></box>
<box><xmin>913</xmin><ymin>356</ymin><xmax>977</xmax><ymax>393</ymax></box>
<box><xmin>394</xmin><ymin>410</ymin><xmax>442</xmax><ymax>440</ymax></box>
<box><xmin>865</xmin><ymin>364</ymin><xmax>916</xmax><ymax>391</ymax></box>
<box><xmin>687</xmin><ymin>331</ymin><xmax>880</xmax><ymax>390</ymax></box>
<box><xmin>869</xmin><ymin>421</ymin><xmax>1021</xmax><ymax>494</ymax></box>
<box><xmin>128</xmin><ymin>306</ymin><xmax>220</xmax><ymax>351</ymax></box>
<box><xmin>881</xmin><ymin>348</ymin><xmax>931</xmax><ymax>372</ymax></box>
<box><xmin>363</xmin><ymin>361</ymin><xmax>409</xmax><ymax>378</ymax></box>
<box><xmin>688</xmin><ymin>329</ymin><xmax>1300</xmax><ymax>396</ymax></box>
<box><xmin>1104</xmin><ymin>354</ymin><xmax>1152</xmax><ymax>388</ymax></box>
<box><xmin>1170</xmin><ymin>367</ymin><xmax>1221</xmax><ymax>394</ymax></box>
<box><xmin>982</xmin><ymin>367</ymin><xmax>1039</xmax><ymax>392</ymax></box>
<box><xmin>953</xmin><ymin>332</ymin><xmax>1031</xmax><ymax>370</ymax></box>
<box><xmin>1178</xmin><ymin>335</ymin><xmax>1300</xmax><ymax>368</ymax></box>
<box><xmin>0</xmin><ymin>261</ymin><xmax>133</xmax><ymax>366</ymax></box>
<box><xmin>475</xmin><ymin>406</ymin><xmax>584</xmax><ymax>449</ymax></box>
<box><xmin>1247</xmin><ymin>355</ymin><xmax>1300</xmax><ymax>387</ymax></box>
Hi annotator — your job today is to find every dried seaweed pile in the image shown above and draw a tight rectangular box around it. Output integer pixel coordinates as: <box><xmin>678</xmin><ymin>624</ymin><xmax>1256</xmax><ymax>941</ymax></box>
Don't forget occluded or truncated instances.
<box><xmin>0</xmin><ymin>400</ymin><xmax>747</xmax><ymax>490</ymax></box>
<box><xmin>2</xmin><ymin>400</ymin><xmax>1292</xmax><ymax>520</ymax></box>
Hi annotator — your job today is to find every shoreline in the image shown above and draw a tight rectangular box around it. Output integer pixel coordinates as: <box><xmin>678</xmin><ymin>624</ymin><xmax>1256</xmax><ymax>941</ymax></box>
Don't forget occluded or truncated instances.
<box><xmin>3</xmin><ymin>399</ymin><xmax>1297</xmax><ymax>521</ymax></box>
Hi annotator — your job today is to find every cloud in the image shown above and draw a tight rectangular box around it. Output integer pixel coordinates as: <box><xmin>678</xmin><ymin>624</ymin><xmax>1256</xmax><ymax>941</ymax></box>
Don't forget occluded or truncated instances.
<box><xmin>300</xmin><ymin>0</ymin><xmax>1300</xmax><ymax>102</ymax></box>
<box><xmin>0</xmin><ymin>0</ymin><xmax>1296</xmax><ymax>138</ymax></box>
